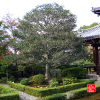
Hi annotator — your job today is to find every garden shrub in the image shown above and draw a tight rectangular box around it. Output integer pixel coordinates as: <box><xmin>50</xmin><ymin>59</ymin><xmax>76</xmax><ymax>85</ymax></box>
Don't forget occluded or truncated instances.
<box><xmin>68</xmin><ymin>84</ymin><xmax>100</xmax><ymax>99</ymax></box>
<box><xmin>1</xmin><ymin>77</ymin><xmax>7</xmax><ymax>82</ymax></box>
<box><xmin>50</xmin><ymin>69</ymin><xmax>61</xmax><ymax>77</ymax></box>
<box><xmin>30</xmin><ymin>74</ymin><xmax>45</xmax><ymax>85</ymax></box>
<box><xmin>35</xmin><ymin>80</ymin><xmax>94</xmax><ymax>97</ymax></box>
<box><xmin>49</xmin><ymin>78</ymin><xmax>59</xmax><ymax>87</ymax></box>
<box><xmin>62</xmin><ymin>77</ymin><xmax>75</xmax><ymax>85</ymax></box>
<box><xmin>24</xmin><ymin>86</ymin><xmax>42</xmax><ymax>97</ymax></box>
<box><xmin>7</xmin><ymin>80</ymin><xmax>94</xmax><ymax>97</ymax></box>
<box><xmin>0</xmin><ymin>84</ymin><xmax>19</xmax><ymax>100</ymax></box>
<box><xmin>43</xmin><ymin>84</ymin><xmax>100</xmax><ymax>100</ymax></box>
<box><xmin>20</xmin><ymin>78</ymin><xmax>29</xmax><ymax>85</ymax></box>
<box><xmin>7</xmin><ymin>81</ymin><xmax>26</xmax><ymax>91</ymax></box>
<box><xmin>62</xmin><ymin>67</ymin><xmax>88</xmax><ymax>79</ymax></box>
<box><xmin>43</xmin><ymin>93</ymin><xmax>66</xmax><ymax>100</ymax></box>
<box><xmin>9</xmin><ymin>76</ymin><xmax>15</xmax><ymax>82</ymax></box>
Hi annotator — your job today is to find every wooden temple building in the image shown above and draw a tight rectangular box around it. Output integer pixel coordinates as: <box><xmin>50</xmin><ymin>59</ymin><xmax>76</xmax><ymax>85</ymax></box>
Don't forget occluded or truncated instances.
<box><xmin>77</xmin><ymin>7</ymin><xmax>100</xmax><ymax>75</ymax></box>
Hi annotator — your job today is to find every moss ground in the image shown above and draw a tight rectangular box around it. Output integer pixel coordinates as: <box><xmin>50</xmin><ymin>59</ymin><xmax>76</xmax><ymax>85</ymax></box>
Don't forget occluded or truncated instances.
<box><xmin>76</xmin><ymin>92</ymin><xmax>100</xmax><ymax>100</ymax></box>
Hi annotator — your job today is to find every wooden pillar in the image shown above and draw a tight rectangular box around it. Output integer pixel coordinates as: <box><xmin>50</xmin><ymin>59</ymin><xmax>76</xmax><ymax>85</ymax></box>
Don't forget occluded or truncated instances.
<box><xmin>95</xmin><ymin>45</ymin><xmax>99</xmax><ymax>75</ymax></box>
<box><xmin>89</xmin><ymin>68</ymin><xmax>91</xmax><ymax>74</ymax></box>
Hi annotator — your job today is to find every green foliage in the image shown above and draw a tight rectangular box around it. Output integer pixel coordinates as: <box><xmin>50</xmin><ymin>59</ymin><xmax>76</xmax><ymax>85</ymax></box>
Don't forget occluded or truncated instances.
<box><xmin>24</xmin><ymin>86</ymin><xmax>42</xmax><ymax>97</ymax></box>
<box><xmin>62</xmin><ymin>67</ymin><xmax>88</xmax><ymax>79</ymax></box>
<box><xmin>50</xmin><ymin>69</ymin><xmax>61</xmax><ymax>77</ymax></box>
<box><xmin>72</xmin><ymin>59</ymin><xmax>94</xmax><ymax>66</ymax></box>
<box><xmin>9</xmin><ymin>76</ymin><xmax>15</xmax><ymax>82</ymax></box>
<box><xmin>0</xmin><ymin>84</ymin><xmax>19</xmax><ymax>100</ymax></box>
<box><xmin>43</xmin><ymin>83</ymin><xmax>100</xmax><ymax>100</ymax></box>
<box><xmin>7</xmin><ymin>81</ymin><xmax>26</xmax><ymax>91</ymax></box>
<box><xmin>36</xmin><ymin>80</ymin><xmax>94</xmax><ymax>97</ymax></box>
<box><xmin>7</xmin><ymin>80</ymin><xmax>94</xmax><ymax>97</ymax></box>
<box><xmin>43</xmin><ymin>93</ymin><xmax>66</xmax><ymax>100</ymax></box>
<box><xmin>20</xmin><ymin>78</ymin><xmax>29</xmax><ymax>85</ymax></box>
<box><xmin>78</xmin><ymin>22</ymin><xmax>100</xmax><ymax>31</ymax></box>
<box><xmin>8</xmin><ymin>3</ymin><xmax>86</xmax><ymax>79</ymax></box>
<box><xmin>49</xmin><ymin>78</ymin><xmax>59</xmax><ymax>87</ymax></box>
<box><xmin>62</xmin><ymin>77</ymin><xmax>75</xmax><ymax>85</ymax></box>
<box><xmin>68</xmin><ymin>84</ymin><xmax>100</xmax><ymax>99</ymax></box>
<box><xmin>1</xmin><ymin>77</ymin><xmax>7</xmax><ymax>82</ymax></box>
<box><xmin>30</xmin><ymin>74</ymin><xmax>45</xmax><ymax>85</ymax></box>
<box><xmin>23</xmin><ymin>63</ymin><xmax>45</xmax><ymax>78</ymax></box>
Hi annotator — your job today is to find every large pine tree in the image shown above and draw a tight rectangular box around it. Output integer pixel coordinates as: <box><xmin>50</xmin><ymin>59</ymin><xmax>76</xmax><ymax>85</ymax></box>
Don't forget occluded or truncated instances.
<box><xmin>8</xmin><ymin>3</ymin><xmax>86</xmax><ymax>79</ymax></box>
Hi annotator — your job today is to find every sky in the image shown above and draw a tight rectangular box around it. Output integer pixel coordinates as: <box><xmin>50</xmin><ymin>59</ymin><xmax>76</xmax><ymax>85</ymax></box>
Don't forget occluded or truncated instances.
<box><xmin>0</xmin><ymin>0</ymin><xmax>100</xmax><ymax>30</ymax></box>
<box><xmin>0</xmin><ymin>0</ymin><xmax>100</xmax><ymax>53</ymax></box>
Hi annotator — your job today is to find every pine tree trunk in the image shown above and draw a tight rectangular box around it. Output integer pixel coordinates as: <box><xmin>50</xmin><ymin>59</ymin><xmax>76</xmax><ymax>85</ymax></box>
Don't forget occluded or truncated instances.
<box><xmin>45</xmin><ymin>63</ymin><xmax>50</xmax><ymax>79</ymax></box>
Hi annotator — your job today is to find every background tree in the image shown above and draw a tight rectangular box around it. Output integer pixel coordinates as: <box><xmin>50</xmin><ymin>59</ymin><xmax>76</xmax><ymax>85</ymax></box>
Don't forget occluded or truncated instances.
<box><xmin>8</xmin><ymin>3</ymin><xmax>87</xmax><ymax>79</ymax></box>
<box><xmin>0</xmin><ymin>21</ymin><xmax>14</xmax><ymax>79</ymax></box>
<box><xmin>78</xmin><ymin>22</ymin><xmax>100</xmax><ymax>31</ymax></box>
<box><xmin>1</xmin><ymin>12</ymin><xmax>20</xmax><ymax>71</ymax></box>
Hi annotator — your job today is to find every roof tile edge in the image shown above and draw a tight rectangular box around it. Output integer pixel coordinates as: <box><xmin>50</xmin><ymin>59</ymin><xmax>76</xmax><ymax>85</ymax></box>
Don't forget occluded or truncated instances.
<box><xmin>80</xmin><ymin>24</ymin><xmax>100</xmax><ymax>33</ymax></box>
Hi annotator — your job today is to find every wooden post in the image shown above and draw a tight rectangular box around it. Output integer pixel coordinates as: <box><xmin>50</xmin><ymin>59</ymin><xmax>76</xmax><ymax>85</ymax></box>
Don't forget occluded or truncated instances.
<box><xmin>95</xmin><ymin>45</ymin><xmax>99</xmax><ymax>75</ymax></box>
<box><xmin>89</xmin><ymin>68</ymin><xmax>91</xmax><ymax>74</ymax></box>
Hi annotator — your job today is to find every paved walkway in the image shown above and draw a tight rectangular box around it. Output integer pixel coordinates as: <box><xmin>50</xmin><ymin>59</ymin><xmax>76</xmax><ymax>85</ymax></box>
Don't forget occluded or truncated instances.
<box><xmin>95</xmin><ymin>77</ymin><xmax>100</xmax><ymax>85</ymax></box>
<box><xmin>0</xmin><ymin>83</ymin><xmax>39</xmax><ymax>100</ymax></box>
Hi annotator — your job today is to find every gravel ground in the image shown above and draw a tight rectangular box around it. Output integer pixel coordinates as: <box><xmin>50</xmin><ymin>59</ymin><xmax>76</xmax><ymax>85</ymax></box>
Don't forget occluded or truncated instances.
<box><xmin>0</xmin><ymin>83</ymin><xmax>39</xmax><ymax>100</ymax></box>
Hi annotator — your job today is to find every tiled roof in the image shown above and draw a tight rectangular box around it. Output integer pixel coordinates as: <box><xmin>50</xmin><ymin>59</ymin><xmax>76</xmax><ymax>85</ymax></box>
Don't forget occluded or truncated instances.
<box><xmin>92</xmin><ymin>7</ymin><xmax>100</xmax><ymax>12</ymax></box>
<box><xmin>92</xmin><ymin>7</ymin><xmax>100</xmax><ymax>15</ymax></box>
<box><xmin>77</xmin><ymin>24</ymin><xmax>100</xmax><ymax>39</ymax></box>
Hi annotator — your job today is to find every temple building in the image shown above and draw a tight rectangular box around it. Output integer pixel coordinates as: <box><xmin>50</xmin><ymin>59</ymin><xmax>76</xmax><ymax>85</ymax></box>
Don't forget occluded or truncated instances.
<box><xmin>77</xmin><ymin>7</ymin><xmax>100</xmax><ymax>75</ymax></box>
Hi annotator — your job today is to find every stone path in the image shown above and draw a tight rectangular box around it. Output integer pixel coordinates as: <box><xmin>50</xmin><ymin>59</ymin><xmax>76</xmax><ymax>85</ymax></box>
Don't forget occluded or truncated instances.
<box><xmin>0</xmin><ymin>83</ymin><xmax>39</xmax><ymax>100</ymax></box>
<box><xmin>95</xmin><ymin>77</ymin><xmax>100</xmax><ymax>85</ymax></box>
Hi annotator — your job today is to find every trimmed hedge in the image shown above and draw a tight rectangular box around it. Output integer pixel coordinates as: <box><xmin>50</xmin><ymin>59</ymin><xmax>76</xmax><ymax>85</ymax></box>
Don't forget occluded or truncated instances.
<box><xmin>68</xmin><ymin>84</ymin><xmax>100</xmax><ymax>100</ymax></box>
<box><xmin>24</xmin><ymin>86</ymin><xmax>42</xmax><ymax>97</ymax></box>
<box><xmin>7</xmin><ymin>81</ymin><xmax>26</xmax><ymax>91</ymax></box>
<box><xmin>0</xmin><ymin>84</ymin><xmax>19</xmax><ymax>100</ymax></box>
<box><xmin>62</xmin><ymin>67</ymin><xmax>88</xmax><ymax>79</ymax></box>
<box><xmin>7</xmin><ymin>80</ymin><xmax>94</xmax><ymax>97</ymax></box>
<box><xmin>43</xmin><ymin>84</ymin><xmax>100</xmax><ymax>100</ymax></box>
<box><xmin>24</xmin><ymin>80</ymin><xmax>94</xmax><ymax>97</ymax></box>
<box><xmin>35</xmin><ymin>80</ymin><xmax>94</xmax><ymax>97</ymax></box>
<box><xmin>30</xmin><ymin>74</ymin><xmax>45</xmax><ymax>85</ymax></box>
<box><xmin>42</xmin><ymin>93</ymin><xmax>66</xmax><ymax>100</ymax></box>
<box><xmin>20</xmin><ymin>78</ymin><xmax>29</xmax><ymax>85</ymax></box>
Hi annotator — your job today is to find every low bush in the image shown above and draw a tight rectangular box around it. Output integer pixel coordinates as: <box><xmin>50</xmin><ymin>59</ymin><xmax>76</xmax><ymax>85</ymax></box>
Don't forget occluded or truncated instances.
<box><xmin>7</xmin><ymin>81</ymin><xmax>26</xmax><ymax>91</ymax></box>
<box><xmin>35</xmin><ymin>80</ymin><xmax>94</xmax><ymax>97</ymax></box>
<box><xmin>62</xmin><ymin>77</ymin><xmax>75</xmax><ymax>85</ymax></box>
<box><xmin>50</xmin><ymin>69</ymin><xmax>62</xmax><ymax>77</ymax></box>
<box><xmin>20</xmin><ymin>78</ymin><xmax>29</xmax><ymax>85</ymax></box>
<box><xmin>9</xmin><ymin>76</ymin><xmax>15</xmax><ymax>82</ymax></box>
<box><xmin>7</xmin><ymin>80</ymin><xmax>94</xmax><ymax>97</ymax></box>
<box><xmin>43</xmin><ymin>84</ymin><xmax>100</xmax><ymax>100</ymax></box>
<box><xmin>43</xmin><ymin>93</ymin><xmax>66</xmax><ymax>100</ymax></box>
<box><xmin>30</xmin><ymin>74</ymin><xmax>45</xmax><ymax>85</ymax></box>
<box><xmin>68</xmin><ymin>84</ymin><xmax>100</xmax><ymax>99</ymax></box>
<box><xmin>0</xmin><ymin>84</ymin><xmax>19</xmax><ymax>100</ymax></box>
<box><xmin>62</xmin><ymin>67</ymin><xmax>88</xmax><ymax>79</ymax></box>
<box><xmin>24</xmin><ymin>86</ymin><xmax>42</xmax><ymax>97</ymax></box>
<box><xmin>49</xmin><ymin>78</ymin><xmax>59</xmax><ymax>87</ymax></box>
<box><xmin>1</xmin><ymin>77</ymin><xmax>7</xmax><ymax>82</ymax></box>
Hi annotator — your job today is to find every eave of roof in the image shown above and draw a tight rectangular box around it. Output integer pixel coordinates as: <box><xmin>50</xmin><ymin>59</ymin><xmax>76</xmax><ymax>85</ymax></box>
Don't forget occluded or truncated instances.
<box><xmin>92</xmin><ymin>7</ymin><xmax>100</xmax><ymax>15</ymax></box>
<box><xmin>77</xmin><ymin>24</ymin><xmax>100</xmax><ymax>40</ymax></box>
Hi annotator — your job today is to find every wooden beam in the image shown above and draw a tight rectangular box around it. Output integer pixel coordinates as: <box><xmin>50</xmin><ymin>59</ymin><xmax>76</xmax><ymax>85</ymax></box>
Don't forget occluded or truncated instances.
<box><xmin>95</xmin><ymin>45</ymin><xmax>99</xmax><ymax>75</ymax></box>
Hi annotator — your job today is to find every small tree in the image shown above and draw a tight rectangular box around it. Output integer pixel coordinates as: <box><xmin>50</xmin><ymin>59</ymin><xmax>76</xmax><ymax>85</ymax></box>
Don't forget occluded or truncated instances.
<box><xmin>9</xmin><ymin>3</ymin><xmax>87</xmax><ymax>79</ymax></box>
<box><xmin>2</xmin><ymin>12</ymin><xmax>20</xmax><ymax>71</ymax></box>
